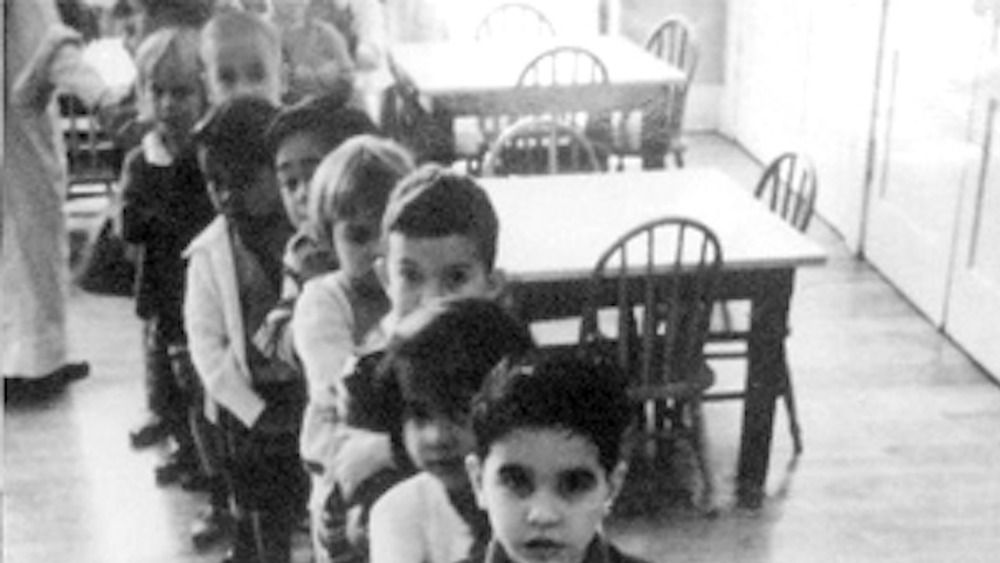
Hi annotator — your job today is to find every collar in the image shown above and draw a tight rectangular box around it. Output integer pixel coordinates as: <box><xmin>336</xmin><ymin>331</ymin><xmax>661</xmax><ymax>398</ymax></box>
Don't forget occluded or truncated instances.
<box><xmin>141</xmin><ymin>129</ymin><xmax>175</xmax><ymax>167</ymax></box>
<box><xmin>484</xmin><ymin>536</ymin><xmax>612</xmax><ymax>563</ymax></box>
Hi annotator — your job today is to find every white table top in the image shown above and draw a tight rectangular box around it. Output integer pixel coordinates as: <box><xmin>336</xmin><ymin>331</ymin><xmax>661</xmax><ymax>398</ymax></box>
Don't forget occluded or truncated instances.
<box><xmin>389</xmin><ymin>35</ymin><xmax>686</xmax><ymax>96</ymax></box>
<box><xmin>480</xmin><ymin>168</ymin><xmax>828</xmax><ymax>283</ymax></box>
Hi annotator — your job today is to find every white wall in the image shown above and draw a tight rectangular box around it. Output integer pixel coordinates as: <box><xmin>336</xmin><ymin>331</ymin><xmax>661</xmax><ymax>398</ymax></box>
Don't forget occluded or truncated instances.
<box><xmin>723</xmin><ymin>0</ymin><xmax>883</xmax><ymax>250</ymax></box>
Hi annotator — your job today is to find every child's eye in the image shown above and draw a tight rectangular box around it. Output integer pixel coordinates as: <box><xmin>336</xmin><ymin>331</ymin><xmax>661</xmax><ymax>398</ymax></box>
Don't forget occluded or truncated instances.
<box><xmin>558</xmin><ymin>469</ymin><xmax>597</xmax><ymax>498</ymax></box>
<box><xmin>399</xmin><ymin>267</ymin><xmax>422</xmax><ymax>285</ymax></box>
<box><xmin>218</xmin><ymin>68</ymin><xmax>237</xmax><ymax>87</ymax></box>
<box><xmin>443</xmin><ymin>268</ymin><xmax>471</xmax><ymax>291</ymax></box>
<box><xmin>248</xmin><ymin>62</ymin><xmax>267</xmax><ymax>83</ymax></box>
<box><xmin>498</xmin><ymin>466</ymin><xmax>534</xmax><ymax>497</ymax></box>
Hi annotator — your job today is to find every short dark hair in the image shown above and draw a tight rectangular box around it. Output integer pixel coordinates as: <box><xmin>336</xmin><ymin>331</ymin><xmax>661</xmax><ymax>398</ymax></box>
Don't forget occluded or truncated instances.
<box><xmin>193</xmin><ymin>96</ymin><xmax>278</xmax><ymax>184</ymax></box>
<box><xmin>387</xmin><ymin>298</ymin><xmax>535</xmax><ymax>420</ymax></box>
<box><xmin>265</xmin><ymin>94</ymin><xmax>376</xmax><ymax>158</ymax></box>
<box><xmin>472</xmin><ymin>352</ymin><xmax>634</xmax><ymax>473</ymax></box>
<box><xmin>381</xmin><ymin>165</ymin><xmax>499</xmax><ymax>270</ymax></box>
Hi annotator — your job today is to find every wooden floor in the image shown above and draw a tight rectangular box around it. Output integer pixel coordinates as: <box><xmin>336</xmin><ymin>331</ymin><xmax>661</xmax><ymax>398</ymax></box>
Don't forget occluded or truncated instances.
<box><xmin>5</xmin><ymin>134</ymin><xmax>1000</xmax><ymax>563</ymax></box>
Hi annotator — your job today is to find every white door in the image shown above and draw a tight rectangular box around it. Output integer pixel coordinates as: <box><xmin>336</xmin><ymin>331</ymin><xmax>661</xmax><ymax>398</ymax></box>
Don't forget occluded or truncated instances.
<box><xmin>865</xmin><ymin>0</ymin><xmax>987</xmax><ymax>324</ymax></box>
<box><xmin>946</xmin><ymin>17</ymin><xmax>1000</xmax><ymax>381</ymax></box>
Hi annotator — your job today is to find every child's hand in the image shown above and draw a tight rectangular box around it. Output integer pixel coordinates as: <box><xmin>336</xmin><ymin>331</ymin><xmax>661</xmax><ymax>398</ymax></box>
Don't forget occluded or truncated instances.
<box><xmin>332</xmin><ymin>428</ymin><xmax>393</xmax><ymax>496</ymax></box>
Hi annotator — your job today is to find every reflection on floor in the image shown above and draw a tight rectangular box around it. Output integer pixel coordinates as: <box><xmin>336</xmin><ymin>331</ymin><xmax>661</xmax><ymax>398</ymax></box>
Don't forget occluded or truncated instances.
<box><xmin>6</xmin><ymin>134</ymin><xmax>1000</xmax><ymax>563</ymax></box>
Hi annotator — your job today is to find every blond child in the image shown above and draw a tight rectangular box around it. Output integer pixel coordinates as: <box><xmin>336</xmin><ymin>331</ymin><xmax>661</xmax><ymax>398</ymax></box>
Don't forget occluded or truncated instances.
<box><xmin>200</xmin><ymin>8</ymin><xmax>283</xmax><ymax>105</ymax></box>
<box><xmin>290</xmin><ymin>135</ymin><xmax>415</xmax><ymax>563</ymax></box>
<box><xmin>119</xmin><ymin>26</ymin><xmax>217</xmax><ymax>486</ymax></box>
<box><xmin>271</xmin><ymin>0</ymin><xmax>355</xmax><ymax>103</ymax></box>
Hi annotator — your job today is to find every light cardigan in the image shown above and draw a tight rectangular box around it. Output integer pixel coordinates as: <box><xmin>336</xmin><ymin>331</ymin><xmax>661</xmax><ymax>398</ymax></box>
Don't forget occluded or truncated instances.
<box><xmin>184</xmin><ymin>217</ymin><xmax>266</xmax><ymax>427</ymax></box>
<box><xmin>369</xmin><ymin>473</ymin><xmax>472</xmax><ymax>563</ymax></box>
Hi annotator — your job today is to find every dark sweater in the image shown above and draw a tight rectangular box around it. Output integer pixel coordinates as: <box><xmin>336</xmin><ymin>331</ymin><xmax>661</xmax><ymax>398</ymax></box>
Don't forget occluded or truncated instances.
<box><xmin>119</xmin><ymin>142</ymin><xmax>216</xmax><ymax>335</ymax></box>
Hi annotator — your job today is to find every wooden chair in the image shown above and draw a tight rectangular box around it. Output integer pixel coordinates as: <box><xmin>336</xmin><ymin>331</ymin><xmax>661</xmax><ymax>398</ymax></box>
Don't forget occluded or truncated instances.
<box><xmin>474</xmin><ymin>2</ymin><xmax>555</xmax><ymax>40</ymax></box>
<box><xmin>60</xmin><ymin>94</ymin><xmax>120</xmax><ymax>199</ymax></box>
<box><xmin>704</xmin><ymin>153</ymin><xmax>818</xmax><ymax>455</ymax></box>
<box><xmin>640</xmin><ymin>16</ymin><xmax>699</xmax><ymax>168</ymax></box>
<box><xmin>481</xmin><ymin>117</ymin><xmax>601</xmax><ymax>177</ymax></box>
<box><xmin>517</xmin><ymin>45</ymin><xmax>609</xmax><ymax>88</ymax></box>
<box><xmin>578</xmin><ymin>217</ymin><xmax>722</xmax><ymax>507</ymax></box>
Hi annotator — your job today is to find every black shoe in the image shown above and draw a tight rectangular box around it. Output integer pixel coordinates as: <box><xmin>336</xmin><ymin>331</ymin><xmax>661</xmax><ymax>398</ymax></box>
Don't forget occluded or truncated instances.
<box><xmin>192</xmin><ymin>507</ymin><xmax>232</xmax><ymax>550</ymax></box>
<box><xmin>155</xmin><ymin>454</ymin><xmax>200</xmax><ymax>486</ymax></box>
<box><xmin>130</xmin><ymin>418</ymin><xmax>170</xmax><ymax>449</ymax></box>
<box><xmin>4</xmin><ymin>362</ymin><xmax>90</xmax><ymax>404</ymax></box>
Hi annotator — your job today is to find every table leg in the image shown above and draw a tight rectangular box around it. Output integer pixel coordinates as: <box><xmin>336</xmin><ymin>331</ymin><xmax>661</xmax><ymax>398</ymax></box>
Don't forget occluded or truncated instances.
<box><xmin>736</xmin><ymin>269</ymin><xmax>794</xmax><ymax>508</ymax></box>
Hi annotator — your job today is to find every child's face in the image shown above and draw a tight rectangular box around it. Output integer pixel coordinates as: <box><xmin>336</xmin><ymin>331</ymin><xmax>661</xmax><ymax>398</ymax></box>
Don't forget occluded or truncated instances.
<box><xmin>274</xmin><ymin>131</ymin><xmax>326</xmax><ymax>227</ymax></box>
<box><xmin>466</xmin><ymin>429</ymin><xmax>626</xmax><ymax>563</ymax></box>
<box><xmin>199</xmin><ymin>147</ymin><xmax>282</xmax><ymax>220</ymax></box>
<box><xmin>403</xmin><ymin>405</ymin><xmax>476</xmax><ymax>492</ymax></box>
<box><xmin>333</xmin><ymin>214</ymin><xmax>381</xmax><ymax>283</ymax></box>
<box><xmin>203</xmin><ymin>34</ymin><xmax>281</xmax><ymax>105</ymax></box>
<box><xmin>147</xmin><ymin>64</ymin><xmax>204</xmax><ymax>145</ymax></box>
<box><xmin>379</xmin><ymin>233</ymin><xmax>499</xmax><ymax>319</ymax></box>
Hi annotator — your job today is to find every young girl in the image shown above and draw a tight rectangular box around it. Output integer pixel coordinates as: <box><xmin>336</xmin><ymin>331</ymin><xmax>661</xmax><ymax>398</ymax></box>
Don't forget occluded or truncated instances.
<box><xmin>185</xmin><ymin>96</ymin><xmax>303</xmax><ymax>563</ymax></box>
<box><xmin>119</xmin><ymin>26</ymin><xmax>216</xmax><ymax>483</ymax></box>
<box><xmin>290</xmin><ymin>134</ymin><xmax>415</xmax><ymax>563</ymax></box>
<box><xmin>271</xmin><ymin>0</ymin><xmax>355</xmax><ymax>103</ymax></box>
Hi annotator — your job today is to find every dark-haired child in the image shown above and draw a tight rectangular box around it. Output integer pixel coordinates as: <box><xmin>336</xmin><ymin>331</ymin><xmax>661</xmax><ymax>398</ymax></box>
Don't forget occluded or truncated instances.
<box><xmin>368</xmin><ymin>298</ymin><xmax>535</xmax><ymax>563</ymax></box>
<box><xmin>184</xmin><ymin>96</ymin><xmax>305</xmax><ymax>563</ymax></box>
<box><xmin>465</xmin><ymin>354</ymin><xmax>648</xmax><ymax>563</ymax></box>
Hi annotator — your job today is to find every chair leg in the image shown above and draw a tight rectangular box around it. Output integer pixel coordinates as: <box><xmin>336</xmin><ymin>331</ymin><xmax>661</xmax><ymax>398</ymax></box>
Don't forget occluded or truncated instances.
<box><xmin>688</xmin><ymin>398</ymin><xmax>713</xmax><ymax>511</ymax></box>
<box><xmin>782</xmin><ymin>371</ymin><xmax>804</xmax><ymax>455</ymax></box>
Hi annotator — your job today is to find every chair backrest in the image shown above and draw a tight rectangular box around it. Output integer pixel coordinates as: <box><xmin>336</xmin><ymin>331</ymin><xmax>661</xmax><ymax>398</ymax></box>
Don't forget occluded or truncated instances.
<box><xmin>475</xmin><ymin>2</ymin><xmax>555</xmax><ymax>41</ymax></box>
<box><xmin>517</xmin><ymin>45</ymin><xmax>609</xmax><ymax>87</ymax></box>
<box><xmin>60</xmin><ymin>94</ymin><xmax>119</xmax><ymax>197</ymax></box>
<box><xmin>481</xmin><ymin>116</ymin><xmax>601</xmax><ymax>176</ymax></box>
<box><xmin>644</xmin><ymin>16</ymin><xmax>699</xmax><ymax>84</ymax></box>
<box><xmin>579</xmin><ymin>217</ymin><xmax>722</xmax><ymax>399</ymax></box>
<box><xmin>755</xmin><ymin>152</ymin><xmax>818</xmax><ymax>232</ymax></box>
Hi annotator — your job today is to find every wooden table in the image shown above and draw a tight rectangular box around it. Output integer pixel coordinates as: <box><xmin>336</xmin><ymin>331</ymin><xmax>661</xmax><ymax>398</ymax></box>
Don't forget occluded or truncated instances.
<box><xmin>388</xmin><ymin>36</ymin><xmax>686</xmax><ymax>164</ymax></box>
<box><xmin>480</xmin><ymin>168</ymin><xmax>828</xmax><ymax>507</ymax></box>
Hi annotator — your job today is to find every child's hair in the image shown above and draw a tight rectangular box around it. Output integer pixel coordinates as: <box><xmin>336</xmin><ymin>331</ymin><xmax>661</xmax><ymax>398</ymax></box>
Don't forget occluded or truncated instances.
<box><xmin>381</xmin><ymin>165</ymin><xmax>499</xmax><ymax>270</ymax></box>
<box><xmin>388</xmin><ymin>298</ymin><xmax>535</xmax><ymax>420</ymax></box>
<box><xmin>305</xmin><ymin>134</ymin><xmax>414</xmax><ymax>249</ymax></box>
<box><xmin>133</xmin><ymin>26</ymin><xmax>204</xmax><ymax>121</ymax></box>
<box><xmin>471</xmin><ymin>353</ymin><xmax>634</xmax><ymax>473</ymax></box>
<box><xmin>265</xmin><ymin>94</ymin><xmax>376</xmax><ymax>159</ymax></box>
<box><xmin>193</xmin><ymin>96</ymin><xmax>279</xmax><ymax>185</ymax></box>
<box><xmin>199</xmin><ymin>9</ymin><xmax>281</xmax><ymax>70</ymax></box>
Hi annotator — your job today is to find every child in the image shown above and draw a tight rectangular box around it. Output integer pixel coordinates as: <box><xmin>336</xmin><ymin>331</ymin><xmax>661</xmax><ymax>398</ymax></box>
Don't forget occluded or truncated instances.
<box><xmin>290</xmin><ymin>134</ymin><xmax>414</xmax><ymax>563</ymax></box>
<box><xmin>367</xmin><ymin>298</ymin><xmax>536</xmax><ymax>563</ymax></box>
<box><xmin>184</xmin><ymin>96</ymin><xmax>305</xmax><ymax>563</ymax></box>
<box><xmin>200</xmin><ymin>9</ymin><xmax>283</xmax><ymax>105</ymax></box>
<box><xmin>252</xmin><ymin>95</ymin><xmax>378</xmax><ymax>369</ymax></box>
<box><xmin>271</xmin><ymin>0</ymin><xmax>355</xmax><ymax>104</ymax></box>
<box><xmin>119</xmin><ymin>26</ymin><xmax>217</xmax><ymax>485</ymax></box>
<box><xmin>324</xmin><ymin>166</ymin><xmax>507</xmax><ymax>554</ymax></box>
<box><xmin>465</xmin><ymin>353</ymin><xmax>647</xmax><ymax>563</ymax></box>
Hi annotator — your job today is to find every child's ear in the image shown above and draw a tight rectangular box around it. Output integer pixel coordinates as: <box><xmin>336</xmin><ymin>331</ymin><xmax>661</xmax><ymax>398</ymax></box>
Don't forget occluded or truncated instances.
<box><xmin>465</xmin><ymin>454</ymin><xmax>487</xmax><ymax>509</ymax></box>
<box><xmin>486</xmin><ymin>267</ymin><xmax>507</xmax><ymax>299</ymax></box>
<box><xmin>606</xmin><ymin>461</ymin><xmax>628</xmax><ymax>508</ymax></box>
<box><xmin>375</xmin><ymin>257</ymin><xmax>388</xmax><ymax>289</ymax></box>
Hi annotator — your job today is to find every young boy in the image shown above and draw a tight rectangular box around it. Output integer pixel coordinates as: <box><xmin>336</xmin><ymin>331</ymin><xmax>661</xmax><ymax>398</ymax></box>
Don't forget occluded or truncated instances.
<box><xmin>367</xmin><ymin>298</ymin><xmax>536</xmax><ymax>563</ymax></box>
<box><xmin>465</xmin><ymin>353</ymin><xmax>647</xmax><ymax>563</ymax></box>
<box><xmin>119</xmin><ymin>26</ymin><xmax>217</xmax><ymax>484</ymax></box>
<box><xmin>321</xmin><ymin>166</ymin><xmax>506</xmax><ymax>553</ymax></box>
<box><xmin>185</xmin><ymin>96</ymin><xmax>305</xmax><ymax>563</ymax></box>
<box><xmin>200</xmin><ymin>9</ymin><xmax>283</xmax><ymax>105</ymax></box>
